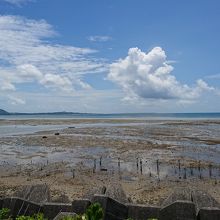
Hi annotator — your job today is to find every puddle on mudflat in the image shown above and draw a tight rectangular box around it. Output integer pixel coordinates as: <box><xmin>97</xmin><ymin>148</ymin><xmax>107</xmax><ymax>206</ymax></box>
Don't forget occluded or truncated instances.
<box><xmin>0</xmin><ymin>144</ymin><xmax>114</xmax><ymax>166</ymax></box>
<box><xmin>1</xmin><ymin>143</ymin><xmax>220</xmax><ymax>180</ymax></box>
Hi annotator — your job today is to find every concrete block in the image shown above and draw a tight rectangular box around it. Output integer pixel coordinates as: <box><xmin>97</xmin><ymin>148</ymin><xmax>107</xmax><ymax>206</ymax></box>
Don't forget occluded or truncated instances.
<box><xmin>43</xmin><ymin>202</ymin><xmax>72</xmax><ymax>220</ymax></box>
<box><xmin>83</xmin><ymin>186</ymin><xmax>106</xmax><ymax>201</ymax></box>
<box><xmin>9</xmin><ymin>198</ymin><xmax>29</xmax><ymax>217</ymax></box>
<box><xmin>2</xmin><ymin>198</ymin><xmax>14</xmax><ymax>209</ymax></box>
<box><xmin>127</xmin><ymin>203</ymin><xmax>160</xmax><ymax>220</ymax></box>
<box><xmin>72</xmin><ymin>199</ymin><xmax>91</xmax><ymax>214</ymax></box>
<box><xmin>159</xmin><ymin>200</ymin><xmax>196</xmax><ymax>220</ymax></box>
<box><xmin>53</xmin><ymin>212</ymin><xmax>77</xmax><ymax>220</ymax></box>
<box><xmin>2</xmin><ymin>197</ymin><xmax>17</xmax><ymax>217</ymax></box>
<box><xmin>162</xmin><ymin>187</ymin><xmax>191</xmax><ymax>207</ymax></box>
<box><xmin>2</xmin><ymin>197</ymin><xmax>42</xmax><ymax>217</ymax></box>
<box><xmin>18</xmin><ymin>200</ymin><xmax>42</xmax><ymax>216</ymax></box>
<box><xmin>0</xmin><ymin>198</ymin><xmax>3</xmax><ymax>209</ymax></box>
<box><xmin>105</xmin><ymin>183</ymin><xmax>128</xmax><ymax>204</ymax></box>
<box><xmin>92</xmin><ymin>194</ymin><xmax>128</xmax><ymax>220</ymax></box>
<box><xmin>197</xmin><ymin>207</ymin><xmax>220</xmax><ymax>220</ymax></box>
<box><xmin>191</xmin><ymin>190</ymin><xmax>220</xmax><ymax>213</ymax></box>
<box><xmin>14</xmin><ymin>184</ymin><xmax>50</xmax><ymax>204</ymax></box>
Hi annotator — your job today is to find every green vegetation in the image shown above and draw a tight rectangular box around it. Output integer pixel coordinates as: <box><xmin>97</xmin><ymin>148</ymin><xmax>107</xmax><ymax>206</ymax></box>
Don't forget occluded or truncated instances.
<box><xmin>60</xmin><ymin>215</ymin><xmax>85</xmax><ymax>220</ymax></box>
<box><xmin>0</xmin><ymin>203</ymin><xmax>103</xmax><ymax>220</ymax></box>
<box><xmin>0</xmin><ymin>208</ymin><xmax>10</xmax><ymax>220</ymax></box>
<box><xmin>85</xmin><ymin>203</ymin><xmax>103</xmax><ymax>220</ymax></box>
<box><xmin>16</xmin><ymin>213</ymin><xmax>47</xmax><ymax>220</ymax></box>
<box><xmin>60</xmin><ymin>203</ymin><xmax>103</xmax><ymax>220</ymax></box>
<box><xmin>0</xmin><ymin>209</ymin><xmax>46</xmax><ymax>220</ymax></box>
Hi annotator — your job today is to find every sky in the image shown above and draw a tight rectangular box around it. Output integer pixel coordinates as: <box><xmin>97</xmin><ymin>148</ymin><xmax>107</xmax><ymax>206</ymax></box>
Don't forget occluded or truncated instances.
<box><xmin>0</xmin><ymin>0</ymin><xmax>220</xmax><ymax>113</ymax></box>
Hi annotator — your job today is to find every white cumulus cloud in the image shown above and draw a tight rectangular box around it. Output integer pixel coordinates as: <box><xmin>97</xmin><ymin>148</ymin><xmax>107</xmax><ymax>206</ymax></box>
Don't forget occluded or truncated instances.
<box><xmin>40</xmin><ymin>73</ymin><xmax>73</xmax><ymax>92</ymax></box>
<box><xmin>0</xmin><ymin>15</ymin><xmax>107</xmax><ymax>93</ymax></box>
<box><xmin>108</xmin><ymin>47</ymin><xmax>214</xmax><ymax>102</ymax></box>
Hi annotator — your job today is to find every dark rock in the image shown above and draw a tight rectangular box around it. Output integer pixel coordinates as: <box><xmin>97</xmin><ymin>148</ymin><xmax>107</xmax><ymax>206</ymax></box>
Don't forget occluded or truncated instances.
<box><xmin>54</xmin><ymin>133</ymin><xmax>60</xmax><ymax>135</ymax></box>
<box><xmin>100</xmin><ymin>168</ymin><xmax>108</xmax><ymax>171</ymax></box>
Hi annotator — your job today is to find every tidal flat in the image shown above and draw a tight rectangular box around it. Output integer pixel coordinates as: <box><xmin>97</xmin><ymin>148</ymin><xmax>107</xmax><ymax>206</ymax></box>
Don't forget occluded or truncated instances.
<box><xmin>0</xmin><ymin>118</ymin><xmax>220</xmax><ymax>205</ymax></box>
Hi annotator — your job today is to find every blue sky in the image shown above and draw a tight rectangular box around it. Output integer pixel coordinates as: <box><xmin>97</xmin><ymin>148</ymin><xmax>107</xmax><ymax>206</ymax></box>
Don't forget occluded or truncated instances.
<box><xmin>0</xmin><ymin>0</ymin><xmax>220</xmax><ymax>113</ymax></box>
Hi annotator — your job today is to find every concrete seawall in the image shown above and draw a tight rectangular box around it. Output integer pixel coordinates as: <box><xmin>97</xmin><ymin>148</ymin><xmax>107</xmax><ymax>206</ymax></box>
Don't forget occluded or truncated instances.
<box><xmin>1</xmin><ymin>195</ymin><xmax>220</xmax><ymax>220</ymax></box>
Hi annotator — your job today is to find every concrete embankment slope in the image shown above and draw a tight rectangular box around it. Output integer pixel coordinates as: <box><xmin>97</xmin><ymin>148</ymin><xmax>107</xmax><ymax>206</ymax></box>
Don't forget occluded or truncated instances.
<box><xmin>1</xmin><ymin>185</ymin><xmax>220</xmax><ymax>220</ymax></box>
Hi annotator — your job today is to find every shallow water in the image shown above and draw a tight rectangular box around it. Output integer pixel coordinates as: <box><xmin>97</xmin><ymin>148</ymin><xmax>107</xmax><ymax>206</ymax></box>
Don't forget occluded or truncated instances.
<box><xmin>1</xmin><ymin>119</ymin><xmax>220</xmax><ymax>180</ymax></box>
<box><xmin>0</xmin><ymin>124</ymin><xmax>68</xmax><ymax>137</ymax></box>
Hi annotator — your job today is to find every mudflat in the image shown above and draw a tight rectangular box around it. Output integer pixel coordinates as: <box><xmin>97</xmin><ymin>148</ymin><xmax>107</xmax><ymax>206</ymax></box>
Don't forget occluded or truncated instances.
<box><xmin>0</xmin><ymin>118</ymin><xmax>220</xmax><ymax>205</ymax></box>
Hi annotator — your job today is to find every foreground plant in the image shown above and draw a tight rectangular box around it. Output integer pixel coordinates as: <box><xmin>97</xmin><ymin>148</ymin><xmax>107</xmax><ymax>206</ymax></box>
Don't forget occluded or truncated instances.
<box><xmin>16</xmin><ymin>213</ymin><xmax>47</xmax><ymax>220</ymax></box>
<box><xmin>60</xmin><ymin>203</ymin><xmax>103</xmax><ymax>220</ymax></box>
<box><xmin>0</xmin><ymin>208</ymin><xmax>11</xmax><ymax>220</ymax></box>
<box><xmin>85</xmin><ymin>203</ymin><xmax>103</xmax><ymax>220</ymax></box>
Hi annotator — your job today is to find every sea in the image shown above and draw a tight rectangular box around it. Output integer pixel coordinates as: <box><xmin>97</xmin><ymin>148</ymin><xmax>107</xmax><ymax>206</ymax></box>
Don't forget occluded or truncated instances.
<box><xmin>0</xmin><ymin>112</ymin><xmax>220</xmax><ymax>120</ymax></box>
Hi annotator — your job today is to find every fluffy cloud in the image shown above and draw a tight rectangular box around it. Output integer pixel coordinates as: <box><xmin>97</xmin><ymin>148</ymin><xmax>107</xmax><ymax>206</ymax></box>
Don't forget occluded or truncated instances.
<box><xmin>40</xmin><ymin>74</ymin><xmax>73</xmax><ymax>91</ymax></box>
<box><xmin>88</xmin><ymin>35</ymin><xmax>112</xmax><ymax>42</ymax></box>
<box><xmin>8</xmin><ymin>95</ymin><xmax>26</xmax><ymax>105</ymax></box>
<box><xmin>2</xmin><ymin>0</ymin><xmax>33</xmax><ymax>6</ymax></box>
<box><xmin>0</xmin><ymin>80</ymin><xmax>15</xmax><ymax>91</ymax></box>
<box><xmin>108</xmin><ymin>47</ymin><xmax>214</xmax><ymax>102</ymax></box>
<box><xmin>0</xmin><ymin>15</ymin><xmax>106</xmax><ymax>94</ymax></box>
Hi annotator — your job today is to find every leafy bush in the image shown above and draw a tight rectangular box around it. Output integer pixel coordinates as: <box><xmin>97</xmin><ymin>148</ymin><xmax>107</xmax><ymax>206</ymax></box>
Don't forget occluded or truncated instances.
<box><xmin>0</xmin><ymin>208</ymin><xmax>10</xmax><ymax>220</ymax></box>
<box><xmin>16</xmin><ymin>213</ymin><xmax>47</xmax><ymax>220</ymax></box>
<box><xmin>59</xmin><ymin>203</ymin><xmax>103</xmax><ymax>220</ymax></box>
<box><xmin>60</xmin><ymin>215</ymin><xmax>84</xmax><ymax>220</ymax></box>
<box><xmin>85</xmin><ymin>203</ymin><xmax>103</xmax><ymax>220</ymax></box>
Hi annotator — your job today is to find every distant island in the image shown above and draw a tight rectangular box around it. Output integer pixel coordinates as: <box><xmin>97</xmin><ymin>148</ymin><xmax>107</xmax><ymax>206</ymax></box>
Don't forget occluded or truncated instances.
<box><xmin>0</xmin><ymin>109</ymin><xmax>10</xmax><ymax>115</ymax></box>
<box><xmin>0</xmin><ymin>109</ymin><xmax>83</xmax><ymax>116</ymax></box>
<box><xmin>1</xmin><ymin>109</ymin><xmax>220</xmax><ymax>119</ymax></box>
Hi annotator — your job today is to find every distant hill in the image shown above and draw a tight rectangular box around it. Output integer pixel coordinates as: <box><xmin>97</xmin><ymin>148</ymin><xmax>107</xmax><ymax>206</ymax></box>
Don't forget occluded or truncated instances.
<box><xmin>0</xmin><ymin>110</ymin><xmax>82</xmax><ymax>115</ymax></box>
<box><xmin>0</xmin><ymin>109</ymin><xmax>10</xmax><ymax>115</ymax></box>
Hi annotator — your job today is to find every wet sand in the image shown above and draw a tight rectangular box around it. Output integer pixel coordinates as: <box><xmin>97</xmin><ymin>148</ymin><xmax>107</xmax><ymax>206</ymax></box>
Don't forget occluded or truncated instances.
<box><xmin>0</xmin><ymin>118</ymin><xmax>220</xmax><ymax>205</ymax></box>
